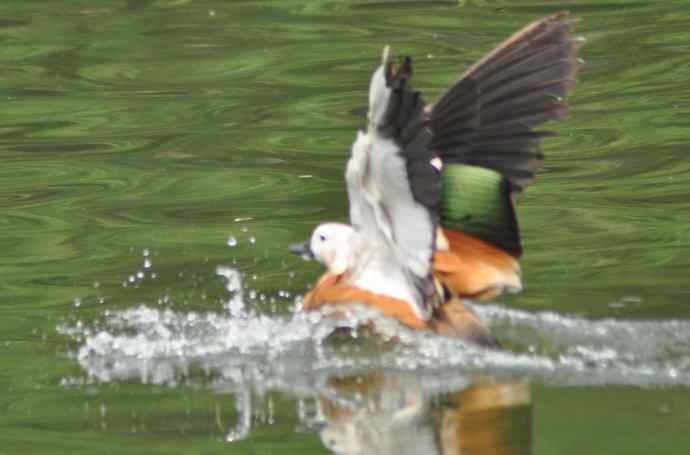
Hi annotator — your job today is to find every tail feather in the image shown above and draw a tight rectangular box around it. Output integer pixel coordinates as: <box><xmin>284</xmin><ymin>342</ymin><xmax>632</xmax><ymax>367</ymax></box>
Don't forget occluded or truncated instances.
<box><xmin>430</xmin><ymin>299</ymin><xmax>502</xmax><ymax>349</ymax></box>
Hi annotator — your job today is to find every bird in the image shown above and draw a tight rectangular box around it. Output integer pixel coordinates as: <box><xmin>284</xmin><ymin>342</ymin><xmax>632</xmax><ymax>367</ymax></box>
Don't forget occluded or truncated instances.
<box><xmin>290</xmin><ymin>12</ymin><xmax>582</xmax><ymax>347</ymax></box>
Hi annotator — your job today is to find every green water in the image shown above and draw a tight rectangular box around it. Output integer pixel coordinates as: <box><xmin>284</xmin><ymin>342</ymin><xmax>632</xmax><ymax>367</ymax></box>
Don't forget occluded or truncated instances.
<box><xmin>2</xmin><ymin>1</ymin><xmax>690</xmax><ymax>453</ymax></box>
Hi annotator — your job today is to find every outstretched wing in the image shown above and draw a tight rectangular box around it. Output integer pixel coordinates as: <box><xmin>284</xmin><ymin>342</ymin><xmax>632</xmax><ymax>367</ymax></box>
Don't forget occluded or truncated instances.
<box><xmin>345</xmin><ymin>12</ymin><xmax>581</xmax><ymax>307</ymax></box>
<box><xmin>430</xmin><ymin>11</ymin><xmax>582</xmax><ymax>256</ymax></box>
<box><xmin>345</xmin><ymin>48</ymin><xmax>438</xmax><ymax>312</ymax></box>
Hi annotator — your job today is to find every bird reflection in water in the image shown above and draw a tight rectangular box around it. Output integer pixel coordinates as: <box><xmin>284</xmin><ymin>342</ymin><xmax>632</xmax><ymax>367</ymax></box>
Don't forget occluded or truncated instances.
<box><xmin>318</xmin><ymin>371</ymin><xmax>531</xmax><ymax>455</ymax></box>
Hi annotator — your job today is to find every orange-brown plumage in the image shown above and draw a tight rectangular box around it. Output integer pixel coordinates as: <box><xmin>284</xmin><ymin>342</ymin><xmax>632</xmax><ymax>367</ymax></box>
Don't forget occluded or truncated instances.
<box><xmin>304</xmin><ymin>273</ymin><xmax>428</xmax><ymax>330</ymax></box>
<box><xmin>303</xmin><ymin>253</ymin><xmax>500</xmax><ymax>348</ymax></box>
<box><xmin>434</xmin><ymin>229</ymin><xmax>521</xmax><ymax>301</ymax></box>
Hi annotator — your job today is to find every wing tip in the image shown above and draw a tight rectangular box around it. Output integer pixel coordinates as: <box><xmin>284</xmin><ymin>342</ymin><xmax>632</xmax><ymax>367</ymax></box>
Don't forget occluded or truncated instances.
<box><xmin>381</xmin><ymin>45</ymin><xmax>390</xmax><ymax>66</ymax></box>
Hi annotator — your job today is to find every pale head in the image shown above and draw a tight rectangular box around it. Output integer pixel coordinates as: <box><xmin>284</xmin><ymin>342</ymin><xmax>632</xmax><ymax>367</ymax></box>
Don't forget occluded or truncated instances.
<box><xmin>290</xmin><ymin>222</ymin><xmax>357</xmax><ymax>275</ymax></box>
<box><xmin>309</xmin><ymin>222</ymin><xmax>356</xmax><ymax>275</ymax></box>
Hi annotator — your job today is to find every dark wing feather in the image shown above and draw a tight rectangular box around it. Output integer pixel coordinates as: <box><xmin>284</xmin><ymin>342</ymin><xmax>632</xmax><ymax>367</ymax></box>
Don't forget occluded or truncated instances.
<box><xmin>430</xmin><ymin>11</ymin><xmax>582</xmax><ymax>192</ymax></box>
<box><xmin>369</xmin><ymin>13</ymin><xmax>580</xmax><ymax>265</ymax></box>
<box><xmin>430</xmin><ymin>12</ymin><xmax>582</xmax><ymax>256</ymax></box>
<box><xmin>368</xmin><ymin>55</ymin><xmax>441</xmax><ymax>308</ymax></box>
<box><xmin>378</xmin><ymin>57</ymin><xmax>441</xmax><ymax>213</ymax></box>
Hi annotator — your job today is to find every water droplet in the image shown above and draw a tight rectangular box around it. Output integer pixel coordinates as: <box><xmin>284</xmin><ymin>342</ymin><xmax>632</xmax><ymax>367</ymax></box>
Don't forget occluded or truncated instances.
<box><xmin>93</xmin><ymin>281</ymin><xmax>100</xmax><ymax>289</ymax></box>
<box><xmin>249</xmin><ymin>290</ymin><xmax>257</xmax><ymax>300</ymax></box>
<box><xmin>227</xmin><ymin>236</ymin><xmax>238</xmax><ymax>247</ymax></box>
<box><xmin>249</xmin><ymin>236</ymin><xmax>256</xmax><ymax>245</ymax></box>
<box><xmin>143</xmin><ymin>248</ymin><xmax>150</xmax><ymax>257</ymax></box>
<box><xmin>144</xmin><ymin>259</ymin><xmax>152</xmax><ymax>269</ymax></box>
<box><xmin>240</xmin><ymin>226</ymin><xmax>248</xmax><ymax>233</ymax></box>
<box><xmin>208</xmin><ymin>9</ymin><xmax>216</xmax><ymax>16</ymax></box>
<box><xmin>128</xmin><ymin>275</ymin><xmax>135</xmax><ymax>283</ymax></box>
<box><xmin>136</xmin><ymin>271</ymin><xmax>144</xmax><ymax>280</ymax></box>
<box><xmin>151</xmin><ymin>273</ymin><xmax>158</xmax><ymax>279</ymax></box>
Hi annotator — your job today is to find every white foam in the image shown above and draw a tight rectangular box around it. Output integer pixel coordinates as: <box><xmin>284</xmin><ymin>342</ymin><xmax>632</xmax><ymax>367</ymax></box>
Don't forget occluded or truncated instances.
<box><xmin>58</xmin><ymin>261</ymin><xmax>690</xmax><ymax>390</ymax></box>
<box><xmin>58</xmin><ymin>300</ymin><xmax>690</xmax><ymax>390</ymax></box>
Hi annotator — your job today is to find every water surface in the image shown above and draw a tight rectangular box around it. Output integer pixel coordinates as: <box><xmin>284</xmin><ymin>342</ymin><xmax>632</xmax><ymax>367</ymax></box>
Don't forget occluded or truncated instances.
<box><xmin>1</xmin><ymin>1</ymin><xmax>690</xmax><ymax>453</ymax></box>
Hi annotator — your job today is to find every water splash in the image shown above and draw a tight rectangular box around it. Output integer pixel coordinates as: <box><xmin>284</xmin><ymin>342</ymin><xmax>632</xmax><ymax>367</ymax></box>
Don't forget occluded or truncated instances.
<box><xmin>59</xmin><ymin>301</ymin><xmax>690</xmax><ymax>390</ymax></box>
<box><xmin>216</xmin><ymin>266</ymin><xmax>246</xmax><ymax>317</ymax></box>
<box><xmin>58</xmin><ymin>256</ymin><xmax>690</xmax><ymax>390</ymax></box>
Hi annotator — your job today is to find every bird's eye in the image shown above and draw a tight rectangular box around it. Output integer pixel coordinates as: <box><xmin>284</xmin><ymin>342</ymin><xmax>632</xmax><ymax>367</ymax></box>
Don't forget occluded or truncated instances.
<box><xmin>318</xmin><ymin>234</ymin><xmax>326</xmax><ymax>242</ymax></box>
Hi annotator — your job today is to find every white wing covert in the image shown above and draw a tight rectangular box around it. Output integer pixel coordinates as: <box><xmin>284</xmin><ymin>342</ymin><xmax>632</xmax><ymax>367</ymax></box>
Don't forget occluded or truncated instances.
<box><xmin>345</xmin><ymin>47</ymin><xmax>440</xmax><ymax>311</ymax></box>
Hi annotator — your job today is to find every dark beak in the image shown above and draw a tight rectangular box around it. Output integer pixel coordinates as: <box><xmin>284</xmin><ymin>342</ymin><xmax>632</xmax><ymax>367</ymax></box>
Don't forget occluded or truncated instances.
<box><xmin>289</xmin><ymin>241</ymin><xmax>314</xmax><ymax>260</ymax></box>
